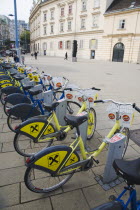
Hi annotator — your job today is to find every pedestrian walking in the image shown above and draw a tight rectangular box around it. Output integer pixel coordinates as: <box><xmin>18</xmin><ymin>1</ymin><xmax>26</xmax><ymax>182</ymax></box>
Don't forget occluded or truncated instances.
<box><xmin>34</xmin><ymin>51</ymin><xmax>38</xmax><ymax>60</ymax></box>
<box><xmin>21</xmin><ymin>55</ymin><xmax>25</xmax><ymax>64</ymax></box>
<box><xmin>64</xmin><ymin>52</ymin><xmax>68</xmax><ymax>60</ymax></box>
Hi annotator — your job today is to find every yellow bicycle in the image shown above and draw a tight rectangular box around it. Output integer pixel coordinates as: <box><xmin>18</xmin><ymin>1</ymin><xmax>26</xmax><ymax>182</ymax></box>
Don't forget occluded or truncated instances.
<box><xmin>13</xmin><ymin>87</ymin><xmax>99</xmax><ymax>157</ymax></box>
<box><xmin>24</xmin><ymin>99</ymin><xmax>134</xmax><ymax>193</ymax></box>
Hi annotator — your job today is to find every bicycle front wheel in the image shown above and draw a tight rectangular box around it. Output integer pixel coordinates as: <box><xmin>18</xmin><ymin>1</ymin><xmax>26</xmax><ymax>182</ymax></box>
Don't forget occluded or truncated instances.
<box><xmin>24</xmin><ymin>167</ymin><xmax>74</xmax><ymax>193</ymax></box>
<box><xmin>121</xmin><ymin>128</ymin><xmax>130</xmax><ymax>158</ymax></box>
<box><xmin>87</xmin><ymin>108</ymin><xmax>96</xmax><ymax>140</ymax></box>
<box><xmin>66</xmin><ymin>101</ymin><xmax>81</xmax><ymax>115</ymax></box>
<box><xmin>14</xmin><ymin>133</ymin><xmax>53</xmax><ymax>157</ymax></box>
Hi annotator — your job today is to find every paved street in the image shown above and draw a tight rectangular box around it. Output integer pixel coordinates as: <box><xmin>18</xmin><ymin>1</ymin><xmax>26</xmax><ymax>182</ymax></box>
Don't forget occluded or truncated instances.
<box><xmin>0</xmin><ymin>55</ymin><xmax>140</xmax><ymax>209</ymax></box>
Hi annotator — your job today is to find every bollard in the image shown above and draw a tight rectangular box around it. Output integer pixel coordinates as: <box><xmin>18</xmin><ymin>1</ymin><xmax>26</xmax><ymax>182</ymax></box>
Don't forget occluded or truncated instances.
<box><xmin>103</xmin><ymin>133</ymin><xmax>126</xmax><ymax>184</ymax></box>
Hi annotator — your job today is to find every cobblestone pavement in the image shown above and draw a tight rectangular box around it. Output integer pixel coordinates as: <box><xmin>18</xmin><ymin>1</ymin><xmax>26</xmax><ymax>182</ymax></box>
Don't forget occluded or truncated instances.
<box><xmin>0</xmin><ymin>55</ymin><xmax>140</xmax><ymax>209</ymax></box>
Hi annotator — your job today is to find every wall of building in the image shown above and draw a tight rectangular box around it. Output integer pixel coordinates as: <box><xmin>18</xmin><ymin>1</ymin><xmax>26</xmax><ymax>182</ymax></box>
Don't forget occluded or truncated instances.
<box><xmin>30</xmin><ymin>0</ymin><xmax>140</xmax><ymax>63</ymax></box>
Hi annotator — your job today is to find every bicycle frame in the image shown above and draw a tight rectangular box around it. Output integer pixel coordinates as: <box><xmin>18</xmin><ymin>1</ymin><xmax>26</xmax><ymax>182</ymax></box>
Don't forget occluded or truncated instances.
<box><xmin>116</xmin><ymin>187</ymin><xmax>140</xmax><ymax>210</ymax></box>
<box><xmin>37</xmin><ymin>101</ymin><xmax>88</xmax><ymax>143</ymax></box>
<box><xmin>56</xmin><ymin>119</ymin><xmax>121</xmax><ymax>175</ymax></box>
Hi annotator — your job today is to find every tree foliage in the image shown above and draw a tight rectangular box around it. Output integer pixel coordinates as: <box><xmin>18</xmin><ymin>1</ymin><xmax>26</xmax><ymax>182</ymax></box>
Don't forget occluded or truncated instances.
<box><xmin>20</xmin><ymin>30</ymin><xmax>30</xmax><ymax>45</ymax></box>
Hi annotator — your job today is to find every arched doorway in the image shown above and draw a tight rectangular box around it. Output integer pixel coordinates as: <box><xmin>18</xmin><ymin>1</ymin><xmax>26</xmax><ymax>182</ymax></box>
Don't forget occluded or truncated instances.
<box><xmin>112</xmin><ymin>43</ymin><xmax>124</xmax><ymax>62</ymax></box>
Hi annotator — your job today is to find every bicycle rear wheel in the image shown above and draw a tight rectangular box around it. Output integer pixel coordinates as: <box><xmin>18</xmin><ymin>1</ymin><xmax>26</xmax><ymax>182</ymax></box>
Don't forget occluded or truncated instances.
<box><xmin>14</xmin><ymin>133</ymin><xmax>53</xmax><ymax>157</ymax></box>
<box><xmin>0</xmin><ymin>92</ymin><xmax>7</xmax><ymax>105</ymax></box>
<box><xmin>4</xmin><ymin>101</ymin><xmax>14</xmax><ymax>116</ymax></box>
<box><xmin>7</xmin><ymin>114</ymin><xmax>23</xmax><ymax>132</ymax></box>
<box><xmin>24</xmin><ymin>166</ymin><xmax>74</xmax><ymax>193</ymax></box>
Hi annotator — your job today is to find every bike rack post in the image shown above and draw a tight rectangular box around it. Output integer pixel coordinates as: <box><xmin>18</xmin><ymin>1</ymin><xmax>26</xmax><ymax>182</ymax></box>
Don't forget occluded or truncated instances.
<box><xmin>79</xmin><ymin>114</ymin><xmax>88</xmax><ymax>145</ymax></box>
<box><xmin>56</xmin><ymin>99</ymin><xmax>67</xmax><ymax>126</ymax></box>
<box><xmin>43</xmin><ymin>90</ymin><xmax>53</xmax><ymax>106</ymax></box>
<box><xmin>103</xmin><ymin>133</ymin><xmax>126</xmax><ymax>184</ymax></box>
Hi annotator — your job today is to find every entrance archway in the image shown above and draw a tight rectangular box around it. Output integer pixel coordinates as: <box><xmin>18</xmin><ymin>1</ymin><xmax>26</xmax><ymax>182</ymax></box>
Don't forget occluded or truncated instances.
<box><xmin>112</xmin><ymin>43</ymin><xmax>124</xmax><ymax>62</ymax></box>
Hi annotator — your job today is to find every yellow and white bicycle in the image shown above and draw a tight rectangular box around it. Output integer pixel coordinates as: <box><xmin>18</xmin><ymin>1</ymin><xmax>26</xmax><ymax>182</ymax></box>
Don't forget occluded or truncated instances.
<box><xmin>24</xmin><ymin>99</ymin><xmax>135</xmax><ymax>193</ymax></box>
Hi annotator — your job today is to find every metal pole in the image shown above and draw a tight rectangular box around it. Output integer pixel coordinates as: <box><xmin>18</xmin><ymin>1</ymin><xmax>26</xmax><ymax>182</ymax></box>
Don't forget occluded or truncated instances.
<box><xmin>14</xmin><ymin>0</ymin><xmax>20</xmax><ymax>62</ymax></box>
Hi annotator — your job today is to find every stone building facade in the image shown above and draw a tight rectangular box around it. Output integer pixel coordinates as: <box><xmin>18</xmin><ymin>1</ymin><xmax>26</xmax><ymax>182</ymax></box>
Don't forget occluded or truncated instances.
<box><xmin>30</xmin><ymin>0</ymin><xmax>140</xmax><ymax>63</ymax></box>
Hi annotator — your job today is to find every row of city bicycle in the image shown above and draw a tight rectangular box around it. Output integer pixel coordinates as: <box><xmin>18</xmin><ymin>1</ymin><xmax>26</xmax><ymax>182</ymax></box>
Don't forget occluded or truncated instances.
<box><xmin>1</xmin><ymin>58</ymin><xmax>140</xmax><ymax>209</ymax></box>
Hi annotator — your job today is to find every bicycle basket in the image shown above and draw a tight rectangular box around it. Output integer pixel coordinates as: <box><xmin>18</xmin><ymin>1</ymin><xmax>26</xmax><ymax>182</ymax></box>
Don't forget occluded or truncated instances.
<box><xmin>107</xmin><ymin>104</ymin><xmax>134</xmax><ymax>128</ymax></box>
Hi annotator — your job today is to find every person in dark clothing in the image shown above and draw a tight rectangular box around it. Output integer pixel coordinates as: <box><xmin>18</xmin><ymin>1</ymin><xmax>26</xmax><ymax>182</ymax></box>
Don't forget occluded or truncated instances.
<box><xmin>34</xmin><ymin>52</ymin><xmax>37</xmax><ymax>59</ymax></box>
<box><xmin>64</xmin><ymin>52</ymin><xmax>68</xmax><ymax>60</ymax></box>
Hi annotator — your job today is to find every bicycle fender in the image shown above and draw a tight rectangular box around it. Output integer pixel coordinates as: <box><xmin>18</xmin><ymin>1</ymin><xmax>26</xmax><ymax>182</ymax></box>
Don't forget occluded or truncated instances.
<box><xmin>0</xmin><ymin>80</ymin><xmax>11</xmax><ymax>84</ymax></box>
<box><xmin>0</xmin><ymin>83</ymin><xmax>13</xmax><ymax>88</ymax></box>
<box><xmin>15</xmin><ymin>117</ymin><xmax>50</xmax><ymax>140</ymax></box>
<box><xmin>5</xmin><ymin>93</ymin><xmax>31</xmax><ymax>105</ymax></box>
<box><xmin>26</xmin><ymin>145</ymin><xmax>80</xmax><ymax>175</ymax></box>
<box><xmin>9</xmin><ymin>103</ymin><xmax>41</xmax><ymax>120</ymax></box>
<box><xmin>1</xmin><ymin>86</ymin><xmax>23</xmax><ymax>94</ymax></box>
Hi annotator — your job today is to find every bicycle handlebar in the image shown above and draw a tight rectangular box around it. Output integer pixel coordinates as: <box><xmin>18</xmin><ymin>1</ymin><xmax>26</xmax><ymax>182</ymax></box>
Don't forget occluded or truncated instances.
<box><xmin>92</xmin><ymin>87</ymin><xmax>101</xmax><ymax>91</ymax></box>
<box><xmin>133</xmin><ymin>103</ymin><xmax>140</xmax><ymax>113</ymax></box>
<box><xmin>94</xmin><ymin>99</ymin><xmax>132</xmax><ymax>106</ymax></box>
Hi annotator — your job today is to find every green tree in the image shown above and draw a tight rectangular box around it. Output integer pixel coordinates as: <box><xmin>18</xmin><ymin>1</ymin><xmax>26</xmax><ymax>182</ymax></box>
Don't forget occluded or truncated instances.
<box><xmin>20</xmin><ymin>30</ymin><xmax>30</xmax><ymax>51</ymax></box>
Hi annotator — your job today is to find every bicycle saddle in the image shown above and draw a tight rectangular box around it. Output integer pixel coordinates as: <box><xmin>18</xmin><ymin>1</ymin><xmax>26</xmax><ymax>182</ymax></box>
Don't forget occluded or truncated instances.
<box><xmin>14</xmin><ymin>76</ymin><xmax>25</xmax><ymax>81</ymax></box>
<box><xmin>28</xmin><ymin>89</ymin><xmax>42</xmax><ymax>96</ymax></box>
<box><xmin>64</xmin><ymin>114</ymin><xmax>87</xmax><ymax>127</ymax></box>
<box><xmin>44</xmin><ymin>102</ymin><xmax>59</xmax><ymax>111</ymax></box>
<box><xmin>113</xmin><ymin>158</ymin><xmax>140</xmax><ymax>185</ymax></box>
<box><xmin>10</xmin><ymin>72</ymin><xmax>17</xmax><ymax>76</ymax></box>
<box><xmin>22</xmin><ymin>85</ymin><xmax>33</xmax><ymax>91</ymax></box>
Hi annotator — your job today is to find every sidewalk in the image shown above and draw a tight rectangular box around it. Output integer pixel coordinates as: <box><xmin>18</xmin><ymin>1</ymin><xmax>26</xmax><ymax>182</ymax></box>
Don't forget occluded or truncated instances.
<box><xmin>0</xmin><ymin>56</ymin><xmax>140</xmax><ymax>209</ymax></box>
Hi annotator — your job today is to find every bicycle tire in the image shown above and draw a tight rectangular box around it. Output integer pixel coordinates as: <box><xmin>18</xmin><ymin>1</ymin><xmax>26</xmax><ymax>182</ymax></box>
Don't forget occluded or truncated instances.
<box><xmin>53</xmin><ymin>91</ymin><xmax>64</xmax><ymax>101</ymax></box>
<box><xmin>4</xmin><ymin>101</ymin><xmax>14</xmax><ymax>116</ymax></box>
<box><xmin>0</xmin><ymin>92</ymin><xmax>7</xmax><ymax>105</ymax></box>
<box><xmin>14</xmin><ymin>132</ymin><xmax>53</xmax><ymax>157</ymax></box>
<box><xmin>66</xmin><ymin>101</ymin><xmax>81</xmax><ymax>115</ymax></box>
<box><xmin>87</xmin><ymin>108</ymin><xmax>96</xmax><ymax>140</ymax></box>
<box><xmin>7</xmin><ymin>114</ymin><xmax>23</xmax><ymax>132</ymax></box>
<box><xmin>24</xmin><ymin>166</ymin><xmax>74</xmax><ymax>193</ymax></box>
<box><xmin>121</xmin><ymin>127</ymin><xmax>130</xmax><ymax>158</ymax></box>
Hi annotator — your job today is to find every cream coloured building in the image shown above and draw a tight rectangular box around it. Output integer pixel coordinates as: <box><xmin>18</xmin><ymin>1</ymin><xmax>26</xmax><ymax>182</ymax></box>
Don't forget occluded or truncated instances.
<box><xmin>30</xmin><ymin>0</ymin><xmax>140</xmax><ymax>63</ymax></box>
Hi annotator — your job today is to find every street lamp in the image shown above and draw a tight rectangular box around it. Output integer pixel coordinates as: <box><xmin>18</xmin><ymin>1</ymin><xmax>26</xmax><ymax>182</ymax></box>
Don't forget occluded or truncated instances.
<box><xmin>8</xmin><ymin>0</ymin><xmax>20</xmax><ymax>62</ymax></box>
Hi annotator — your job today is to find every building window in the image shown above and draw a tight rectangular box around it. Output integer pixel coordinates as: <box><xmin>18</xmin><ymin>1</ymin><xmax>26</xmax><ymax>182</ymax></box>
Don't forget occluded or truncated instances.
<box><xmin>44</xmin><ymin>26</ymin><xmax>47</xmax><ymax>34</ymax></box>
<box><xmin>51</xmin><ymin>25</ymin><xmax>54</xmax><ymax>33</ymax></box>
<box><xmin>82</xmin><ymin>0</ymin><xmax>86</xmax><ymax>11</ymax></box>
<box><xmin>89</xmin><ymin>39</ymin><xmax>98</xmax><ymax>49</ymax></box>
<box><xmin>66</xmin><ymin>40</ymin><xmax>71</xmax><ymax>49</ymax></box>
<box><xmin>79</xmin><ymin>40</ymin><xmax>84</xmax><ymax>49</ymax></box>
<box><xmin>119</xmin><ymin>20</ymin><xmax>125</xmax><ymax>29</ymax></box>
<box><xmin>44</xmin><ymin>14</ymin><xmax>47</xmax><ymax>21</ymax></box>
<box><xmin>43</xmin><ymin>42</ymin><xmax>47</xmax><ymax>50</ymax></box>
<box><xmin>68</xmin><ymin>21</ymin><xmax>71</xmax><ymax>30</ymax></box>
<box><xmin>81</xmin><ymin>19</ymin><xmax>86</xmax><ymax>29</ymax></box>
<box><xmin>50</xmin><ymin>42</ymin><xmax>53</xmax><ymax>49</ymax></box>
<box><xmin>68</xmin><ymin>5</ymin><xmax>72</xmax><ymax>15</ymax></box>
<box><xmin>93</xmin><ymin>15</ymin><xmax>99</xmax><ymax>27</ymax></box>
<box><xmin>58</xmin><ymin>41</ymin><xmax>63</xmax><ymax>49</ymax></box>
<box><xmin>51</xmin><ymin>11</ymin><xmax>54</xmax><ymax>20</ymax></box>
<box><xmin>94</xmin><ymin>0</ymin><xmax>100</xmax><ymax>8</ymax></box>
<box><xmin>61</xmin><ymin>8</ymin><xmax>64</xmax><ymax>16</ymax></box>
<box><xmin>60</xmin><ymin>22</ymin><xmax>64</xmax><ymax>32</ymax></box>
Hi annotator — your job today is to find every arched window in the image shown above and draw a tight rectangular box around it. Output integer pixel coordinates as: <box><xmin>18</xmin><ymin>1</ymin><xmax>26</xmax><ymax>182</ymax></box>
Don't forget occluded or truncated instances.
<box><xmin>112</xmin><ymin>43</ymin><xmax>124</xmax><ymax>62</ymax></box>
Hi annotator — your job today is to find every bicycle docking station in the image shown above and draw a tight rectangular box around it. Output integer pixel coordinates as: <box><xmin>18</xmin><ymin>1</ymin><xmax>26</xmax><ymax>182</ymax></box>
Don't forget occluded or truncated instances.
<box><xmin>56</xmin><ymin>99</ymin><xmax>67</xmax><ymax>126</ymax></box>
<box><xmin>95</xmin><ymin>133</ymin><xmax>126</xmax><ymax>190</ymax></box>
